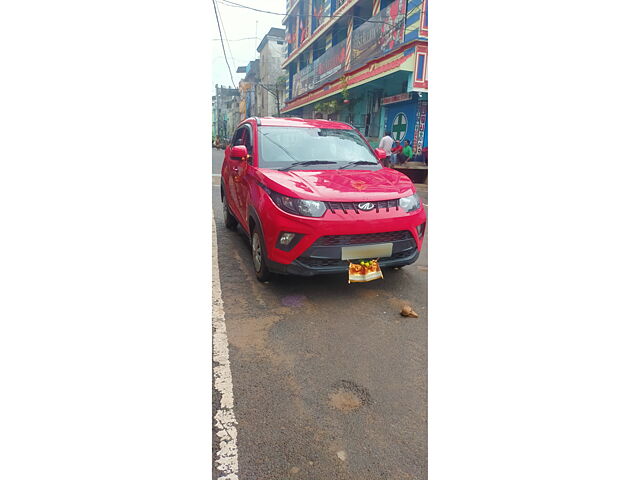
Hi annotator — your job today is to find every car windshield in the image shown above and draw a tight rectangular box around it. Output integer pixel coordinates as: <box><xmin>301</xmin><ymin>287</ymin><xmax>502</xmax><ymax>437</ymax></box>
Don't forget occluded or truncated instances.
<box><xmin>257</xmin><ymin>126</ymin><xmax>382</xmax><ymax>171</ymax></box>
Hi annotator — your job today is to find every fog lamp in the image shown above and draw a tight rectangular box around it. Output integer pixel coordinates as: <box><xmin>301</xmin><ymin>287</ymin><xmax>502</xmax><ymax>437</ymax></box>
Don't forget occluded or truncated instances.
<box><xmin>279</xmin><ymin>232</ymin><xmax>296</xmax><ymax>245</ymax></box>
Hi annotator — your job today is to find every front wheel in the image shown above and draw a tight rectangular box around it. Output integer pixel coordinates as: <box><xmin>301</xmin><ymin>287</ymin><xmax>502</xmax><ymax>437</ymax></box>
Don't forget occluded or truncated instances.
<box><xmin>251</xmin><ymin>229</ymin><xmax>271</xmax><ymax>282</ymax></box>
<box><xmin>222</xmin><ymin>192</ymin><xmax>237</xmax><ymax>230</ymax></box>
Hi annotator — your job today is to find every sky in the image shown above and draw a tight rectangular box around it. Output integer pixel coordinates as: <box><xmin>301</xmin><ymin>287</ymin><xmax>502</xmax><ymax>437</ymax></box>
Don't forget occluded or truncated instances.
<box><xmin>212</xmin><ymin>0</ymin><xmax>288</xmax><ymax>92</ymax></box>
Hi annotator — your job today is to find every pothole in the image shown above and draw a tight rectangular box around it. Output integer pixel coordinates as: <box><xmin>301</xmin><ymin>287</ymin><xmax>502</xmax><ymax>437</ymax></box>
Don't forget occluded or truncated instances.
<box><xmin>328</xmin><ymin>380</ymin><xmax>371</xmax><ymax>412</ymax></box>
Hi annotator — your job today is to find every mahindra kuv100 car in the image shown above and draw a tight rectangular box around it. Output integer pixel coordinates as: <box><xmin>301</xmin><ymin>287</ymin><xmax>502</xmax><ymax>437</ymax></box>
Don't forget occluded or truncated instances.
<box><xmin>221</xmin><ymin>117</ymin><xmax>426</xmax><ymax>281</ymax></box>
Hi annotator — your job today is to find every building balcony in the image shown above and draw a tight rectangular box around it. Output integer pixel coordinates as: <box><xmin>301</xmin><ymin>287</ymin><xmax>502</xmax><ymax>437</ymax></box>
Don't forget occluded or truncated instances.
<box><xmin>286</xmin><ymin>0</ymin><xmax>300</xmax><ymax>14</ymax></box>
<box><xmin>282</xmin><ymin>0</ymin><xmax>360</xmax><ymax>68</ymax></box>
<box><xmin>283</xmin><ymin>0</ymin><xmax>301</xmax><ymax>24</ymax></box>
<box><xmin>288</xmin><ymin>0</ymin><xmax>411</xmax><ymax>101</ymax></box>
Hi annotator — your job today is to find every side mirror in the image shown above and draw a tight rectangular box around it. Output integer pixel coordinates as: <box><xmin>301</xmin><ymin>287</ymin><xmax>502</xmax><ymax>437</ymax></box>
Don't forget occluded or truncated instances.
<box><xmin>230</xmin><ymin>145</ymin><xmax>248</xmax><ymax>160</ymax></box>
<box><xmin>374</xmin><ymin>148</ymin><xmax>387</xmax><ymax>160</ymax></box>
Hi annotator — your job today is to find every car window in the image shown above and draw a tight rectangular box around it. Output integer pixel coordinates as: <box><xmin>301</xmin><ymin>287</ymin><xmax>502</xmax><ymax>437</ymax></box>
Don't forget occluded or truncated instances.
<box><xmin>239</xmin><ymin>126</ymin><xmax>253</xmax><ymax>164</ymax></box>
<box><xmin>232</xmin><ymin>128</ymin><xmax>244</xmax><ymax>147</ymax></box>
<box><xmin>242</xmin><ymin>126</ymin><xmax>253</xmax><ymax>155</ymax></box>
<box><xmin>230</xmin><ymin>125</ymin><xmax>254</xmax><ymax>164</ymax></box>
<box><xmin>257</xmin><ymin>126</ymin><xmax>381</xmax><ymax>171</ymax></box>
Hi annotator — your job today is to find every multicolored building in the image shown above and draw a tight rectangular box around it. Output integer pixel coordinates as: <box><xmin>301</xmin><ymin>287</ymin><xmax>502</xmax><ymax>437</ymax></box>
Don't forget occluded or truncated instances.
<box><xmin>282</xmin><ymin>0</ymin><xmax>427</xmax><ymax>152</ymax></box>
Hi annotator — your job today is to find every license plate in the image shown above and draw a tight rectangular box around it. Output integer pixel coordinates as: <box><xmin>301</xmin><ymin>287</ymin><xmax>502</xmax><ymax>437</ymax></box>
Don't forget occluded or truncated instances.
<box><xmin>341</xmin><ymin>243</ymin><xmax>393</xmax><ymax>260</ymax></box>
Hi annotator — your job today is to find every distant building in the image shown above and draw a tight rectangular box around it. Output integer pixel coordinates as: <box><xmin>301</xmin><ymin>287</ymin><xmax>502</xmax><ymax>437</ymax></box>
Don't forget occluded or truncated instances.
<box><xmin>256</xmin><ymin>28</ymin><xmax>287</xmax><ymax>116</ymax></box>
<box><xmin>282</xmin><ymin>0</ymin><xmax>428</xmax><ymax>151</ymax></box>
<box><xmin>237</xmin><ymin>60</ymin><xmax>260</xmax><ymax>120</ymax></box>
<box><xmin>213</xmin><ymin>85</ymin><xmax>240</xmax><ymax>140</ymax></box>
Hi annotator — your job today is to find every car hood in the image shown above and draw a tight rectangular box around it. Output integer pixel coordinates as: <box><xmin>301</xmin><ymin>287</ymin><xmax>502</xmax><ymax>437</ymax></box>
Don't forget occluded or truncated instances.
<box><xmin>256</xmin><ymin>168</ymin><xmax>415</xmax><ymax>201</ymax></box>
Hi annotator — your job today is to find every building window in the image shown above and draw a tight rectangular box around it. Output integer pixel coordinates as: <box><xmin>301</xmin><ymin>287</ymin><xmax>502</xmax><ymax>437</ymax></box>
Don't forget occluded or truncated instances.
<box><xmin>416</xmin><ymin>53</ymin><xmax>426</xmax><ymax>81</ymax></box>
<box><xmin>423</xmin><ymin>0</ymin><xmax>428</xmax><ymax>28</ymax></box>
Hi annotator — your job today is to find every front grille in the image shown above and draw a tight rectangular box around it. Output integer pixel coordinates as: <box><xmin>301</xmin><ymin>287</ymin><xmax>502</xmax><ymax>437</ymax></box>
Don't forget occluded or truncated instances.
<box><xmin>325</xmin><ymin>199</ymin><xmax>400</xmax><ymax>214</ymax></box>
<box><xmin>314</xmin><ymin>231</ymin><xmax>413</xmax><ymax>246</ymax></box>
<box><xmin>298</xmin><ymin>257</ymin><xmax>345</xmax><ymax>268</ymax></box>
<box><xmin>297</xmin><ymin>248</ymin><xmax>416</xmax><ymax>268</ymax></box>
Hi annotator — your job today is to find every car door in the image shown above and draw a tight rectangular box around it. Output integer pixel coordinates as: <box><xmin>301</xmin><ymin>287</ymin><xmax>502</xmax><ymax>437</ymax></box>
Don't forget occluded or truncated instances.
<box><xmin>223</xmin><ymin>127</ymin><xmax>245</xmax><ymax>219</ymax></box>
<box><xmin>234</xmin><ymin>124</ymin><xmax>255</xmax><ymax>228</ymax></box>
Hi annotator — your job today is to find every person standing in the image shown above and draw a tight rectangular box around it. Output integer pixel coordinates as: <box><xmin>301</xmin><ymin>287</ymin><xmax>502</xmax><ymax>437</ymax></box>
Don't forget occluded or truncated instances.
<box><xmin>391</xmin><ymin>140</ymin><xmax>403</xmax><ymax>165</ymax></box>
<box><xmin>378</xmin><ymin>131</ymin><xmax>394</xmax><ymax>167</ymax></box>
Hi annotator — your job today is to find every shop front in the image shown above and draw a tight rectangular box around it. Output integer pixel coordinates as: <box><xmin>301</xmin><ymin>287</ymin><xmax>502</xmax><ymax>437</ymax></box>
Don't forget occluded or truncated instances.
<box><xmin>382</xmin><ymin>92</ymin><xmax>427</xmax><ymax>156</ymax></box>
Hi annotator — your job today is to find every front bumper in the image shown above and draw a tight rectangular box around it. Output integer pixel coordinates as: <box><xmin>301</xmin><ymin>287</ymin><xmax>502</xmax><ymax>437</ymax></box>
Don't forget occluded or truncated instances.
<box><xmin>254</xmin><ymin>190</ymin><xmax>426</xmax><ymax>276</ymax></box>
<box><xmin>265</xmin><ymin>231</ymin><xmax>421</xmax><ymax>276</ymax></box>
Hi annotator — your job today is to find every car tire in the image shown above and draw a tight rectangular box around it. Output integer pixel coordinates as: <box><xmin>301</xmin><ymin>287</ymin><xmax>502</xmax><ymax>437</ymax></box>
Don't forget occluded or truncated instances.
<box><xmin>222</xmin><ymin>189</ymin><xmax>238</xmax><ymax>230</ymax></box>
<box><xmin>251</xmin><ymin>227</ymin><xmax>271</xmax><ymax>282</ymax></box>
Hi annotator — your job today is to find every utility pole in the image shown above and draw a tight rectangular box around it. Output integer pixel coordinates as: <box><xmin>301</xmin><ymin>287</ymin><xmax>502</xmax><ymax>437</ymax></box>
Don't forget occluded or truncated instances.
<box><xmin>215</xmin><ymin>84</ymin><xmax>220</xmax><ymax>137</ymax></box>
<box><xmin>256</xmin><ymin>82</ymin><xmax>281</xmax><ymax>117</ymax></box>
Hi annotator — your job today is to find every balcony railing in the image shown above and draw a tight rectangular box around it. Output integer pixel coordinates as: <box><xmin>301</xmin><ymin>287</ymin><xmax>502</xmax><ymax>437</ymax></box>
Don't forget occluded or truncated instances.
<box><xmin>286</xmin><ymin>0</ymin><xmax>300</xmax><ymax>15</ymax></box>
<box><xmin>289</xmin><ymin>0</ymin><xmax>407</xmax><ymax>101</ymax></box>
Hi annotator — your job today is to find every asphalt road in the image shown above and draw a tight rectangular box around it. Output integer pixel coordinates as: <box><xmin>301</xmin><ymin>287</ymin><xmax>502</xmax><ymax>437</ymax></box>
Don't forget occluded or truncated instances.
<box><xmin>213</xmin><ymin>148</ymin><xmax>427</xmax><ymax>480</ymax></box>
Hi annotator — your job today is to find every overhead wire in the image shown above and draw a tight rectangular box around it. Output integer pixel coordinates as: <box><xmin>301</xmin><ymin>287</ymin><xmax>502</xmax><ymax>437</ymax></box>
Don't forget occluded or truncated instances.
<box><xmin>218</xmin><ymin>0</ymin><xmax>403</xmax><ymax>27</ymax></box>
<box><xmin>215</xmin><ymin>2</ymin><xmax>402</xmax><ymax>54</ymax></box>
<box><xmin>216</xmin><ymin>0</ymin><xmax>237</xmax><ymax>70</ymax></box>
<box><xmin>212</xmin><ymin>0</ymin><xmax>237</xmax><ymax>88</ymax></box>
<box><xmin>214</xmin><ymin>0</ymin><xmax>405</xmax><ymax>98</ymax></box>
<box><xmin>213</xmin><ymin>37</ymin><xmax>259</xmax><ymax>41</ymax></box>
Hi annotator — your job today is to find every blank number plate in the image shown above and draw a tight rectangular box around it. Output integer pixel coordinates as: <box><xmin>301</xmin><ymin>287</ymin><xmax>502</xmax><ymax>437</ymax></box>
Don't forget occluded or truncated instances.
<box><xmin>341</xmin><ymin>243</ymin><xmax>393</xmax><ymax>260</ymax></box>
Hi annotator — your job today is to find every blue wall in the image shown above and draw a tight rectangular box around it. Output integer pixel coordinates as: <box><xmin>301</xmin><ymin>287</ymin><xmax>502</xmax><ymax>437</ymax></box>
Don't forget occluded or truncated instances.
<box><xmin>385</xmin><ymin>100</ymin><xmax>417</xmax><ymax>146</ymax></box>
<box><xmin>385</xmin><ymin>99</ymin><xmax>428</xmax><ymax>150</ymax></box>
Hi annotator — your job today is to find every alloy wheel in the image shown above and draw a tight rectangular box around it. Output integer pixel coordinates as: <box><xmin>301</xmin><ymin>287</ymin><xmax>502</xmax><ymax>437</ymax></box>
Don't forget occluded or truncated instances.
<box><xmin>252</xmin><ymin>232</ymin><xmax>262</xmax><ymax>272</ymax></box>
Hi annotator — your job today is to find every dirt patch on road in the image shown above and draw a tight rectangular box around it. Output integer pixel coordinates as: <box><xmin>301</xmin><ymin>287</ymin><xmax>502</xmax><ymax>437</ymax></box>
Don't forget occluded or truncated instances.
<box><xmin>228</xmin><ymin>313</ymin><xmax>281</xmax><ymax>351</ymax></box>
<box><xmin>329</xmin><ymin>391</ymin><xmax>362</xmax><ymax>412</ymax></box>
<box><xmin>328</xmin><ymin>380</ymin><xmax>371</xmax><ymax>412</ymax></box>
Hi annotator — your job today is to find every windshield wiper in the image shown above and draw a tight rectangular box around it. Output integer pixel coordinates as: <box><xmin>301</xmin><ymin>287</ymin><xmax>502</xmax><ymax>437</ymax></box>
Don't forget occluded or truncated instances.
<box><xmin>278</xmin><ymin>160</ymin><xmax>337</xmax><ymax>171</ymax></box>
<box><xmin>338</xmin><ymin>161</ymin><xmax>379</xmax><ymax>169</ymax></box>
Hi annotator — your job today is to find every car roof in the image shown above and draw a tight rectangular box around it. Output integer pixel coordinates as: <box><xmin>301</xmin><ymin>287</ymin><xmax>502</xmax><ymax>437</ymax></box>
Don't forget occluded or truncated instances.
<box><xmin>253</xmin><ymin>117</ymin><xmax>353</xmax><ymax>130</ymax></box>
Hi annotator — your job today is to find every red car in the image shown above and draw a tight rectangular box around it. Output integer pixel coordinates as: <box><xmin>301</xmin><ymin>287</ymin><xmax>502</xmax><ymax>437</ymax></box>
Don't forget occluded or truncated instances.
<box><xmin>221</xmin><ymin>117</ymin><xmax>426</xmax><ymax>281</ymax></box>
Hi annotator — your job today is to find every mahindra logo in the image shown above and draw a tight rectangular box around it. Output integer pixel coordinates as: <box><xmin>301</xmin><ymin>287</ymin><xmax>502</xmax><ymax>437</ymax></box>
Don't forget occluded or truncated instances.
<box><xmin>358</xmin><ymin>202</ymin><xmax>375</xmax><ymax>211</ymax></box>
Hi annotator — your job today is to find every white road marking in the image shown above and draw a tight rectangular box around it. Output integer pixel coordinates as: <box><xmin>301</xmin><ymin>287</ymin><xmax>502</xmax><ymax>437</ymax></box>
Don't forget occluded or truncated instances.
<box><xmin>213</xmin><ymin>216</ymin><xmax>239</xmax><ymax>480</ymax></box>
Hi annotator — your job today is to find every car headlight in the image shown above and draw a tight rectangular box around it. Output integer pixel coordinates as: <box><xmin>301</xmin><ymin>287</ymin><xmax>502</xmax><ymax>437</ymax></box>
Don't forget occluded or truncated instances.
<box><xmin>399</xmin><ymin>193</ymin><xmax>421</xmax><ymax>213</ymax></box>
<box><xmin>267</xmin><ymin>190</ymin><xmax>327</xmax><ymax>217</ymax></box>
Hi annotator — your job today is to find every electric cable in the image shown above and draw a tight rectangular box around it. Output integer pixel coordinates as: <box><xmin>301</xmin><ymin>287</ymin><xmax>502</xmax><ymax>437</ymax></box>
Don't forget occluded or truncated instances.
<box><xmin>212</xmin><ymin>0</ymin><xmax>237</xmax><ymax>88</ymax></box>
<box><xmin>218</xmin><ymin>0</ymin><xmax>402</xmax><ymax>27</ymax></box>
<box><xmin>218</xmin><ymin>7</ymin><xmax>237</xmax><ymax>69</ymax></box>
<box><xmin>213</xmin><ymin>37</ymin><xmax>259</xmax><ymax>41</ymax></box>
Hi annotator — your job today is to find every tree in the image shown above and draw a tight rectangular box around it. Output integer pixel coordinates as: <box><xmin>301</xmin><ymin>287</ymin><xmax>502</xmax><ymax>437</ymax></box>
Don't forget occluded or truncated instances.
<box><xmin>314</xmin><ymin>100</ymin><xmax>340</xmax><ymax>117</ymax></box>
<box><xmin>256</xmin><ymin>75</ymin><xmax>288</xmax><ymax>117</ymax></box>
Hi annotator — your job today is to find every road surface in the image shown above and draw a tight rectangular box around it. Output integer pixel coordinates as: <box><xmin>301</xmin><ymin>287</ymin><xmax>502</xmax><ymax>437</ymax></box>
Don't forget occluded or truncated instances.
<box><xmin>213</xmin><ymin>148</ymin><xmax>428</xmax><ymax>479</ymax></box>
